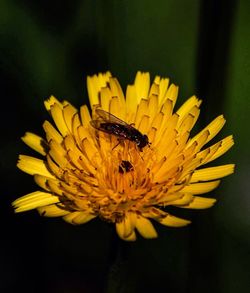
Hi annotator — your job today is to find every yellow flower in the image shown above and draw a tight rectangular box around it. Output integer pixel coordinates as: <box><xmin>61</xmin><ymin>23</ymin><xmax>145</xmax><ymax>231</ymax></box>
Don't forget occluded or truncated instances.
<box><xmin>13</xmin><ymin>72</ymin><xmax>235</xmax><ymax>241</ymax></box>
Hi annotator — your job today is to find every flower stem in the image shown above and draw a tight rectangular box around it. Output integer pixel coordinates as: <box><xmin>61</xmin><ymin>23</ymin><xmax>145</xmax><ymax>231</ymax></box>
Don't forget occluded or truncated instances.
<box><xmin>105</xmin><ymin>230</ymin><xmax>133</xmax><ymax>293</ymax></box>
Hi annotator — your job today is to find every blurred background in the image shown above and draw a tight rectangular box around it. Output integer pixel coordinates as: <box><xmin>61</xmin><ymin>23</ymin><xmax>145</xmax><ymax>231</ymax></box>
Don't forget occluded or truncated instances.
<box><xmin>1</xmin><ymin>0</ymin><xmax>249</xmax><ymax>292</ymax></box>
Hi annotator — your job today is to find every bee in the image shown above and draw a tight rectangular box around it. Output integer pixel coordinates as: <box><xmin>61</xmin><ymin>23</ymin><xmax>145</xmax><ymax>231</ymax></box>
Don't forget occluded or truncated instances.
<box><xmin>90</xmin><ymin>109</ymin><xmax>149</xmax><ymax>151</ymax></box>
<box><xmin>118</xmin><ymin>160</ymin><xmax>134</xmax><ymax>174</ymax></box>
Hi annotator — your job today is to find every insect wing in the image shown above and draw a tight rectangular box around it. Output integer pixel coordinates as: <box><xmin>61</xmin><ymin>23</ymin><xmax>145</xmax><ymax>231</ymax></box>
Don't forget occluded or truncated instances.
<box><xmin>95</xmin><ymin>109</ymin><xmax>129</xmax><ymax>126</ymax></box>
<box><xmin>90</xmin><ymin>118</ymin><xmax>103</xmax><ymax>130</ymax></box>
<box><xmin>91</xmin><ymin>109</ymin><xmax>132</xmax><ymax>131</ymax></box>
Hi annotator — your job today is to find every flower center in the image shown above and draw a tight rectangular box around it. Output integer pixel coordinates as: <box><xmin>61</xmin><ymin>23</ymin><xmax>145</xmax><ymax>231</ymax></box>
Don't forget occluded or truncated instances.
<box><xmin>55</xmin><ymin>128</ymin><xmax>189</xmax><ymax>223</ymax></box>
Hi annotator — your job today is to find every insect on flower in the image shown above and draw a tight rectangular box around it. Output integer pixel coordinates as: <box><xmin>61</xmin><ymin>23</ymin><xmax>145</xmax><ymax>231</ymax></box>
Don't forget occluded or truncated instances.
<box><xmin>90</xmin><ymin>109</ymin><xmax>149</xmax><ymax>151</ymax></box>
<box><xmin>119</xmin><ymin>160</ymin><xmax>134</xmax><ymax>174</ymax></box>
<box><xmin>12</xmin><ymin>71</ymin><xmax>235</xmax><ymax>242</ymax></box>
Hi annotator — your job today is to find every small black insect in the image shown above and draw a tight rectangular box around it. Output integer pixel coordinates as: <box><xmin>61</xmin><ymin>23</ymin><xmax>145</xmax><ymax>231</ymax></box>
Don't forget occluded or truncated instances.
<box><xmin>90</xmin><ymin>109</ymin><xmax>149</xmax><ymax>151</ymax></box>
<box><xmin>119</xmin><ymin>160</ymin><xmax>134</xmax><ymax>174</ymax></box>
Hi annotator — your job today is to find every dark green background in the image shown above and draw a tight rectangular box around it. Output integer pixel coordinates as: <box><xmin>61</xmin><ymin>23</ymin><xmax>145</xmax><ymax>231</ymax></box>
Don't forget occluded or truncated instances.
<box><xmin>1</xmin><ymin>1</ymin><xmax>249</xmax><ymax>292</ymax></box>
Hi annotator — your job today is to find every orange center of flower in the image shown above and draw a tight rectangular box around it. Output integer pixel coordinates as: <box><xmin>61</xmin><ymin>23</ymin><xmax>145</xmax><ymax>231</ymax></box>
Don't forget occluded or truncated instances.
<box><xmin>54</xmin><ymin>128</ymin><xmax>189</xmax><ymax>223</ymax></box>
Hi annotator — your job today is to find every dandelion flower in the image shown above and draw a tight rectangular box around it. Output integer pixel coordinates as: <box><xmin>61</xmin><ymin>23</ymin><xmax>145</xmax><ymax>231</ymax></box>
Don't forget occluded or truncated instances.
<box><xmin>13</xmin><ymin>72</ymin><xmax>235</xmax><ymax>241</ymax></box>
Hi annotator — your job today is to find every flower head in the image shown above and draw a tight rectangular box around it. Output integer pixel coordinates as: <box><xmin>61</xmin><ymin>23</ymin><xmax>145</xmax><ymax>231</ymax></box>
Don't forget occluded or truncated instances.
<box><xmin>13</xmin><ymin>72</ymin><xmax>234</xmax><ymax>241</ymax></box>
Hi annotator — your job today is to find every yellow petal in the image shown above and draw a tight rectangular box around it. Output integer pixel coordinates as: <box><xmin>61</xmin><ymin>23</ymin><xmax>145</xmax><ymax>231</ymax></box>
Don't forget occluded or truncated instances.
<box><xmin>81</xmin><ymin>137</ymin><xmax>97</xmax><ymax>162</ymax></box>
<box><xmin>180</xmin><ymin>196</ymin><xmax>216</xmax><ymax>209</ymax></box>
<box><xmin>123</xmin><ymin>231</ymin><xmax>137</xmax><ymax>241</ymax></box>
<box><xmin>72</xmin><ymin>112</ymin><xmax>82</xmax><ymax>147</ymax></box>
<box><xmin>116</xmin><ymin>217</ymin><xmax>137</xmax><ymax>241</ymax></box>
<box><xmin>44</xmin><ymin>95</ymin><xmax>62</xmax><ymax>111</ymax></box>
<box><xmin>148</xmin><ymin>94</ymin><xmax>159</xmax><ymax>121</ymax></box>
<box><xmin>170</xmin><ymin>193</ymin><xmax>194</xmax><ymax>206</ymax></box>
<box><xmin>80</xmin><ymin>105</ymin><xmax>91</xmax><ymax>125</ymax></box>
<box><xmin>161</xmin><ymin>97</ymin><xmax>174</xmax><ymax>120</ymax></box>
<box><xmin>176</xmin><ymin>96</ymin><xmax>201</xmax><ymax>124</ymax></box>
<box><xmin>151</xmin><ymin>111</ymin><xmax>164</xmax><ymax>130</ymax></box>
<box><xmin>38</xmin><ymin>204</ymin><xmax>70</xmax><ymax>217</ymax></box>
<box><xmin>50</xmin><ymin>103</ymin><xmax>68</xmax><ymax>137</ymax></box>
<box><xmin>21</xmin><ymin>132</ymin><xmax>47</xmax><ymax>155</ymax></box>
<box><xmin>134</xmin><ymin>98</ymin><xmax>149</xmax><ymax>128</ymax></box>
<box><xmin>135</xmin><ymin>216</ymin><xmax>158</xmax><ymax>239</ymax></box>
<box><xmin>164</xmin><ymin>84</ymin><xmax>179</xmax><ymax>109</ymax></box>
<box><xmin>155</xmin><ymin>76</ymin><xmax>170</xmax><ymax>105</ymax></box>
<box><xmin>109</xmin><ymin>77</ymin><xmax>126</xmax><ymax>108</ymax></box>
<box><xmin>13</xmin><ymin>191</ymin><xmax>59</xmax><ymax>212</ymax></box>
<box><xmin>46</xmin><ymin>155</ymin><xmax>64</xmax><ymax>179</ymax></box>
<box><xmin>43</xmin><ymin>120</ymin><xmax>63</xmax><ymax>144</ymax></box>
<box><xmin>73</xmin><ymin>213</ymin><xmax>96</xmax><ymax>224</ymax></box>
<box><xmin>99</xmin><ymin>87</ymin><xmax>112</xmax><ymax>112</ymax></box>
<box><xmin>204</xmin><ymin>135</ymin><xmax>234</xmax><ymax>164</ymax></box>
<box><xmin>177</xmin><ymin>113</ymin><xmax>195</xmax><ymax>136</ymax></box>
<box><xmin>77</xmin><ymin>125</ymin><xmax>91</xmax><ymax>143</ymax></box>
<box><xmin>158</xmin><ymin>214</ymin><xmax>191</xmax><ymax>227</ymax></box>
<box><xmin>87</xmin><ymin>72</ymin><xmax>112</xmax><ymax>107</ymax></box>
<box><xmin>181</xmin><ymin>180</ymin><xmax>220</xmax><ymax>194</ymax></box>
<box><xmin>47</xmin><ymin>179</ymin><xmax>64</xmax><ymax>196</ymax></box>
<box><xmin>149</xmin><ymin>81</ymin><xmax>159</xmax><ymax>97</ymax></box>
<box><xmin>34</xmin><ymin>174</ymin><xmax>50</xmax><ymax>191</ymax></box>
<box><xmin>191</xmin><ymin>164</ymin><xmax>235</xmax><ymax>182</ymax></box>
<box><xmin>17</xmin><ymin>155</ymin><xmax>55</xmax><ymax>178</ymax></box>
<box><xmin>49</xmin><ymin>140</ymin><xmax>68</xmax><ymax>168</ymax></box>
<box><xmin>190</xmin><ymin>130</ymin><xmax>210</xmax><ymax>152</ymax></box>
<box><xmin>134</xmin><ymin>71</ymin><xmax>150</xmax><ymax>100</ymax></box>
<box><xmin>126</xmin><ymin>85</ymin><xmax>138</xmax><ymax>117</ymax></box>
<box><xmin>147</xmin><ymin>126</ymin><xmax>157</xmax><ymax>143</ymax></box>
<box><xmin>116</xmin><ymin>221</ymin><xmax>137</xmax><ymax>241</ymax></box>
<box><xmin>155</xmin><ymin>117</ymin><xmax>178</xmax><ymax>154</ymax></box>
<box><xmin>187</xmin><ymin>115</ymin><xmax>226</xmax><ymax>147</ymax></box>
<box><xmin>110</xmin><ymin>96</ymin><xmax>125</xmax><ymax>119</ymax></box>
<box><xmin>63</xmin><ymin>211</ymin><xmax>96</xmax><ymax>224</ymax></box>
<box><xmin>64</xmin><ymin>135</ymin><xmax>86</xmax><ymax>167</ymax></box>
<box><xmin>62</xmin><ymin>103</ymin><xmax>77</xmax><ymax>133</ymax></box>
<box><xmin>138</xmin><ymin>114</ymin><xmax>150</xmax><ymax>134</ymax></box>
